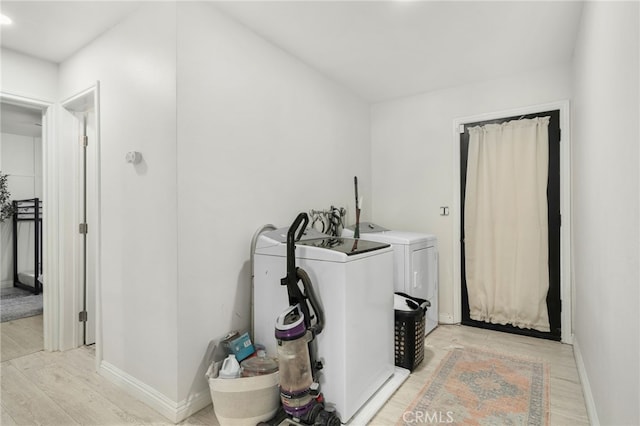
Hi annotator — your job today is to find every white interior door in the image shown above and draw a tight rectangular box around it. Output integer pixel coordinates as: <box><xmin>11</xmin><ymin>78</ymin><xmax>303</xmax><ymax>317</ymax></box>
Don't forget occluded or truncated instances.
<box><xmin>63</xmin><ymin>88</ymin><xmax>98</xmax><ymax>346</ymax></box>
<box><xmin>84</xmin><ymin>112</ymin><xmax>97</xmax><ymax>345</ymax></box>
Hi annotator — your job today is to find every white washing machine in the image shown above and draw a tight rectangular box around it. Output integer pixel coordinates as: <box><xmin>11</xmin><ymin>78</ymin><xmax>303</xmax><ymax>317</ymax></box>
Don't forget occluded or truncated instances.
<box><xmin>343</xmin><ymin>223</ymin><xmax>439</xmax><ymax>335</ymax></box>
<box><xmin>253</xmin><ymin>228</ymin><xmax>395</xmax><ymax>423</ymax></box>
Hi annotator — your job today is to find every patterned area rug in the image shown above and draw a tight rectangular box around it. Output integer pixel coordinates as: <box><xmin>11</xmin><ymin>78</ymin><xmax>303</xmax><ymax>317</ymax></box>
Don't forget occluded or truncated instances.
<box><xmin>398</xmin><ymin>347</ymin><xmax>549</xmax><ymax>425</ymax></box>
<box><xmin>1</xmin><ymin>287</ymin><xmax>43</xmax><ymax>322</ymax></box>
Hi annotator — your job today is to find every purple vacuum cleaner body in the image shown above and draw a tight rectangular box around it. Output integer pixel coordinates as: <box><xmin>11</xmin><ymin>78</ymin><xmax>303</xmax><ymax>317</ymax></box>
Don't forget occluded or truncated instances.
<box><xmin>275</xmin><ymin>304</ymin><xmax>316</xmax><ymax>417</ymax></box>
<box><xmin>273</xmin><ymin>213</ymin><xmax>339</xmax><ymax>426</ymax></box>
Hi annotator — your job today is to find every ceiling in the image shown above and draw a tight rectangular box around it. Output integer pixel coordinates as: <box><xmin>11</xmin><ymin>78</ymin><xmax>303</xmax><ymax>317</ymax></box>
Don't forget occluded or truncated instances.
<box><xmin>0</xmin><ymin>1</ymin><xmax>584</xmax><ymax>102</ymax></box>
<box><xmin>215</xmin><ymin>1</ymin><xmax>584</xmax><ymax>101</ymax></box>
<box><xmin>0</xmin><ymin>1</ymin><xmax>142</xmax><ymax>64</ymax></box>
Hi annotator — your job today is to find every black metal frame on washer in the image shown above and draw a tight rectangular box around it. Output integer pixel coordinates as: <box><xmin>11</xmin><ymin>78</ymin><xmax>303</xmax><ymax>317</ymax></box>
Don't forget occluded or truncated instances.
<box><xmin>12</xmin><ymin>198</ymin><xmax>43</xmax><ymax>295</ymax></box>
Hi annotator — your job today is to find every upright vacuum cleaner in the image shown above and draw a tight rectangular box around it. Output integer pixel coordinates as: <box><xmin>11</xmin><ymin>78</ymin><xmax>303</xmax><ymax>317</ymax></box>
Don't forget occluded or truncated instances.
<box><xmin>266</xmin><ymin>213</ymin><xmax>340</xmax><ymax>426</ymax></box>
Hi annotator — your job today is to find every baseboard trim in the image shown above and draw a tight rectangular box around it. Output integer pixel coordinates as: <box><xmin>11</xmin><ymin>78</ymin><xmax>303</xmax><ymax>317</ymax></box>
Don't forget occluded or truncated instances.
<box><xmin>439</xmin><ymin>313</ymin><xmax>455</xmax><ymax>324</ymax></box>
<box><xmin>572</xmin><ymin>335</ymin><xmax>600</xmax><ymax>426</ymax></box>
<box><xmin>176</xmin><ymin>388</ymin><xmax>212</xmax><ymax>422</ymax></box>
<box><xmin>99</xmin><ymin>361</ymin><xmax>212</xmax><ymax>423</ymax></box>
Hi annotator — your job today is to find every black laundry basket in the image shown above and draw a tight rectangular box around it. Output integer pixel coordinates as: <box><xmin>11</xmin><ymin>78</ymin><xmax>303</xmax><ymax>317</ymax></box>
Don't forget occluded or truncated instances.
<box><xmin>394</xmin><ymin>293</ymin><xmax>428</xmax><ymax>371</ymax></box>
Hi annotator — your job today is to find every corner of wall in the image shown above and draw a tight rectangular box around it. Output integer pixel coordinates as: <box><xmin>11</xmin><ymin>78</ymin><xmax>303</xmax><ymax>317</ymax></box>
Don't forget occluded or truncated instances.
<box><xmin>571</xmin><ymin>335</ymin><xmax>600</xmax><ymax>426</ymax></box>
<box><xmin>99</xmin><ymin>360</ymin><xmax>211</xmax><ymax>423</ymax></box>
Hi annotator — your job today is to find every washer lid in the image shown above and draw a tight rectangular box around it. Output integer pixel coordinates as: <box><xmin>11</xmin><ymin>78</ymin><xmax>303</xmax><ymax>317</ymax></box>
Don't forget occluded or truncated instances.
<box><xmin>262</xmin><ymin>227</ymin><xmax>328</xmax><ymax>243</ymax></box>
<box><xmin>256</xmin><ymin>226</ymin><xmax>329</xmax><ymax>250</ymax></box>
<box><xmin>376</xmin><ymin>231</ymin><xmax>436</xmax><ymax>245</ymax></box>
<box><xmin>297</xmin><ymin>237</ymin><xmax>390</xmax><ymax>256</ymax></box>
<box><xmin>344</xmin><ymin>222</ymin><xmax>389</xmax><ymax>233</ymax></box>
<box><xmin>344</xmin><ymin>230</ymin><xmax>436</xmax><ymax>245</ymax></box>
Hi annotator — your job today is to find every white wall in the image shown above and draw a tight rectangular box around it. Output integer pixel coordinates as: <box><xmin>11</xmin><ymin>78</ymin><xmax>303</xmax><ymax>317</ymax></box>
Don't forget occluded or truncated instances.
<box><xmin>58</xmin><ymin>3</ymin><xmax>179</xmax><ymax>402</ymax></box>
<box><xmin>57</xmin><ymin>1</ymin><xmax>370</xmax><ymax>416</ymax></box>
<box><xmin>1</xmin><ymin>48</ymin><xmax>58</xmax><ymax>102</ymax></box>
<box><xmin>175</xmin><ymin>2</ymin><xmax>371</xmax><ymax>404</ymax></box>
<box><xmin>371</xmin><ymin>64</ymin><xmax>572</xmax><ymax>322</ymax></box>
<box><xmin>0</xmin><ymin>133</ymin><xmax>42</xmax><ymax>287</ymax></box>
<box><xmin>571</xmin><ymin>2</ymin><xmax>639</xmax><ymax>424</ymax></box>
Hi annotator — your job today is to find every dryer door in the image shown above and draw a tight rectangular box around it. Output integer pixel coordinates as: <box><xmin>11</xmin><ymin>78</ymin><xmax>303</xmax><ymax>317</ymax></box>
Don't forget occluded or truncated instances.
<box><xmin>410</xmin><ymin>247</ymin><xmax>429</xmax><ymax>300</ymax></box>
<box><xmin>411</xmin><ymin>246</ymin><xmax>439</xmax><ymax>335</ymax></box>
<box><xmin>425</xmin><ymin>247</ymin><xmax>439</xmax><ymax>335</ymax></box>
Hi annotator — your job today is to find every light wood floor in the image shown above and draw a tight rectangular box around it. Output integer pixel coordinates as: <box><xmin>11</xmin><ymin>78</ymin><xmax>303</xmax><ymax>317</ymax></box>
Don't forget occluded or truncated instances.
<box><xmin>1</xmin><ymin>325</ymin><xmax>590</xmax><ymax>425</ymax></box>
<box><xmin>1</xmin><ymin>315</ymin><xmax>44</xmax><ymax>362</ymax></box>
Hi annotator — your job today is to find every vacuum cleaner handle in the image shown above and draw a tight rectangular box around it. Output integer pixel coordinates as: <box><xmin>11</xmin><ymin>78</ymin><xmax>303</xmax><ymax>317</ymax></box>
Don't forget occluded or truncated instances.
<box><xmin>285</xmin><ymin>213</ymin><xmax>309</xmax><ymax>284</ymax></box>
<box><xmin>282</xmin><ymin>213</ymin><xmax>310</xmax><ymax>307</ymax></box>
<box><xmin>289</xmin><ymin>212</ymin><xmax>309</xmax><ymax>243</ymax></box>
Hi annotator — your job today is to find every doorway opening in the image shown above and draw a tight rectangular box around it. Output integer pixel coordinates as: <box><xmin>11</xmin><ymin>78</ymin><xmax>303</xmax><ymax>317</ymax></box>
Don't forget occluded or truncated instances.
<box><xmin>0</xmin><ymin>100</ymin><xmax>47</xmax><ymax>360</ymax></box>
<box><xmin>459</xmin><ymin>109</ymin><xmax>562</xmax><ymax>341</ymax></box>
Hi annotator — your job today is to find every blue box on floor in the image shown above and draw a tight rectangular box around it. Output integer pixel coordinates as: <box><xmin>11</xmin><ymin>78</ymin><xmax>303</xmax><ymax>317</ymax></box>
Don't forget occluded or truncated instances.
<box><xmin>228</xmin><ymin>332</ymin><xmax>254</xmax><ymax>361</ymax></box>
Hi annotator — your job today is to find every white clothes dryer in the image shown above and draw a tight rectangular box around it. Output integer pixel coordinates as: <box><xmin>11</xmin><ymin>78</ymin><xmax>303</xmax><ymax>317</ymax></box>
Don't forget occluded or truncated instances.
<box><xmin>343</xmin><ymin>223</ymin><xmax>439</xmax><ymax>335</ymax></box>
<box><xmin>253</xmin><ymin>228</ymin><xmax>395</xmax><ymax>423</ymax></box>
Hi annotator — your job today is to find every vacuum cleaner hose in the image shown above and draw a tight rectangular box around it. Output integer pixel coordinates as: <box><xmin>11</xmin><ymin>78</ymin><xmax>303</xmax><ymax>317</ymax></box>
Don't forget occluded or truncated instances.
<box><xmin>296</xmin><ymin>267</ymin><xmax>324</xmax><ymax>337</ymax></box>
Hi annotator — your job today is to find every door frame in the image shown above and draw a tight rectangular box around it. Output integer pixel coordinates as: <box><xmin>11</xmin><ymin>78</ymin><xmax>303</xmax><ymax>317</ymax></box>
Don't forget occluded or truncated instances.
<box><xmin>0</xmin><ymin>91</ymin><xmax>58</xmax><ymax>350</ymax></box>
<box><xmin>61</xmin><ymin>83</ymin><xmax>102</xmax><ymax>363</ymax></box>
<box><xmin>452</xmin><ymin>100</ymin><xmax>572</xmax><ymax>344</ymax></box>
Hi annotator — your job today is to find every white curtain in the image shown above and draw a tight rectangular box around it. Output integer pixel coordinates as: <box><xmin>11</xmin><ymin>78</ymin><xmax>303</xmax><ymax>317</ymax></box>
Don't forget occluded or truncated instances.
<box><xmin>464</xmin><ymin>117</ymin><xmax>550</xmax><ymax>332</ymax></box>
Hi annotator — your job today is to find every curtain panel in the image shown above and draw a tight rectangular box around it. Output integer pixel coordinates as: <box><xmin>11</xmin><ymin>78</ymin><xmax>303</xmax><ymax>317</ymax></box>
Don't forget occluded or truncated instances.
<box><xmin>464</xmin><ymin>117</ymin><xmax>550</xmax><ymax>332</ymax></box>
